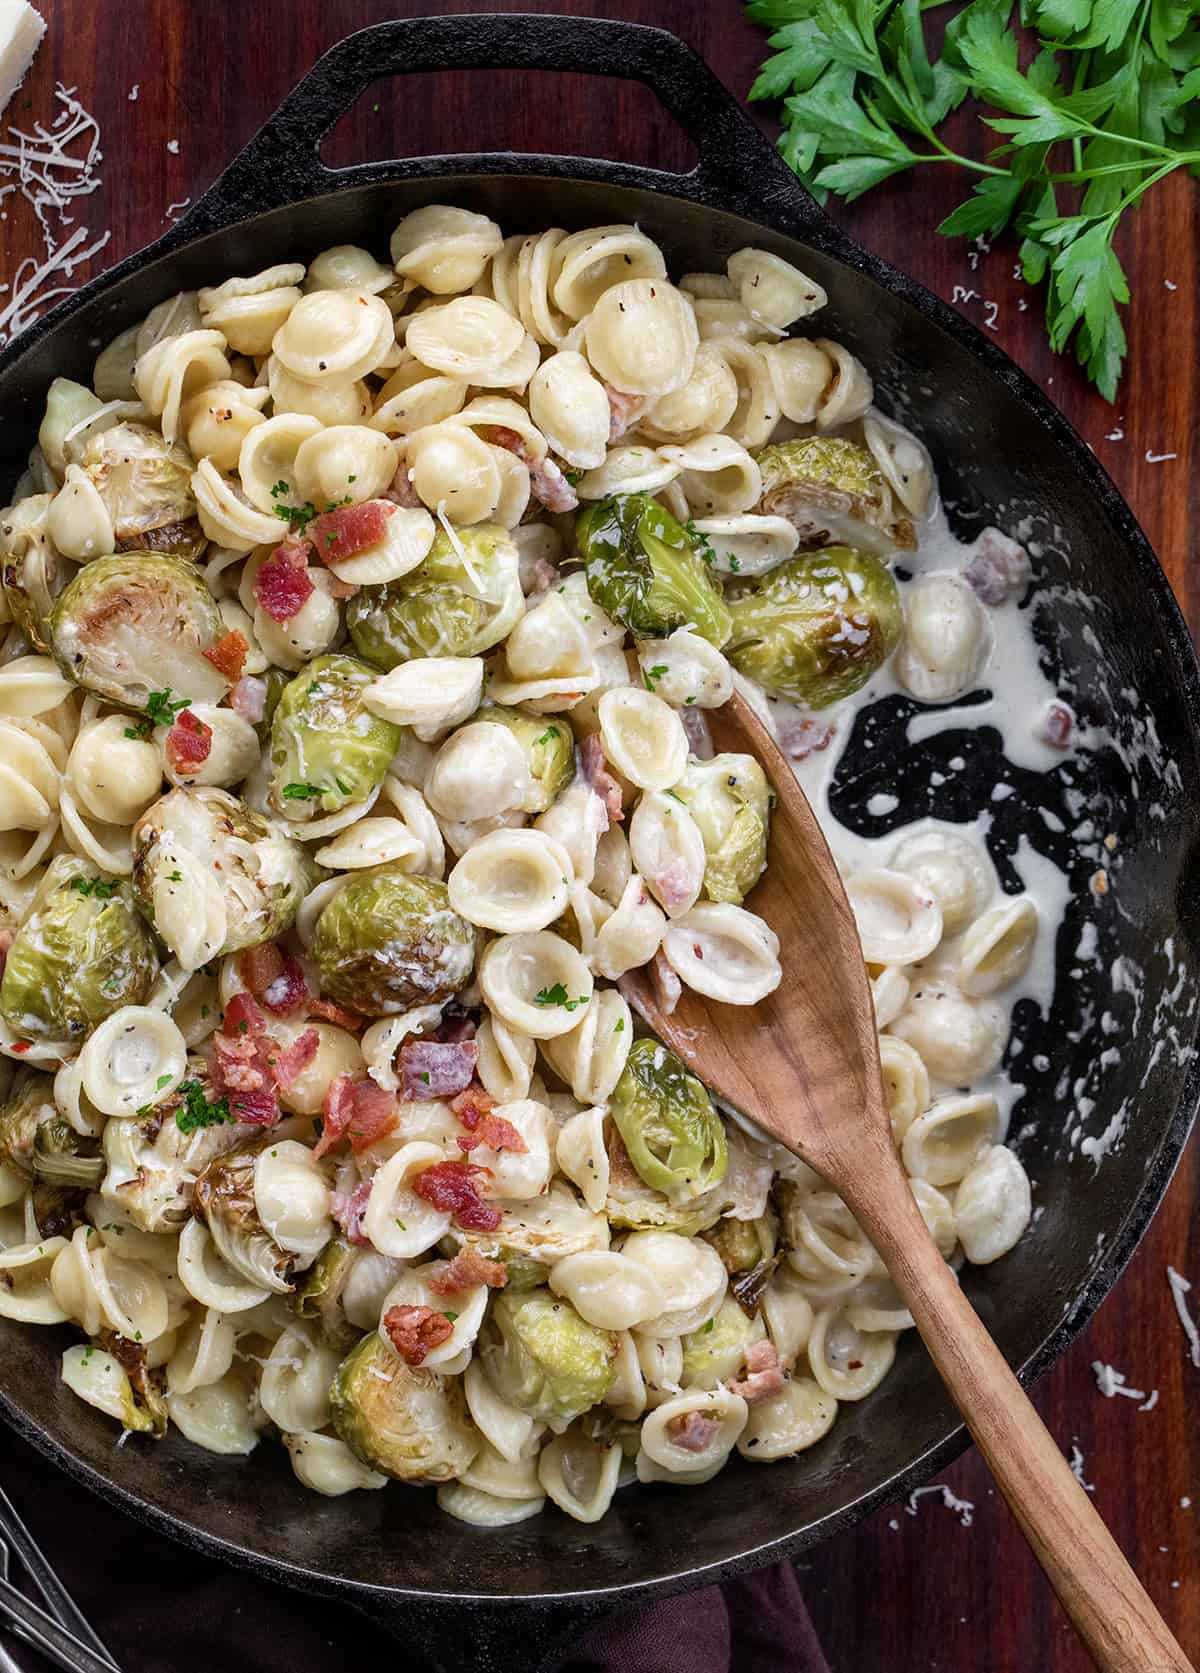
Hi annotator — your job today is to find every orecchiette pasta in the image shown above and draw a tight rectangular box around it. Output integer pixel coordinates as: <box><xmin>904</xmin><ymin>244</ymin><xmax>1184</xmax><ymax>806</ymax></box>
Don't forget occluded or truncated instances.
<box><xmin>272</xmin><ymin>290</ymin><xmax>395</xmax><ymax>384</ymax></box>
<box><xmin>895</xmin><ymin>574</ymin><xmax>991</xmax><ymax>704</ymax></box>
<box><xmin>662</xmin><ymin>903</ymin><xmax>782</xmax><ymax>1004</ymax></box>
<box><xmin>953</xmin><ymin>1145</ymin><xmax>1033</xmax><ymax>1263</ymax></box>
<box><xmin>845</xmin><ymin>868</ymin><xmax>944</xmax><ymax>967</ymax></box>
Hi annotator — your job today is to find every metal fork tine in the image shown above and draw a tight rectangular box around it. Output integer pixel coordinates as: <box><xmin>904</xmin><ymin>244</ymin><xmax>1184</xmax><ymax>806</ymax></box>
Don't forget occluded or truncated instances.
<box><xmin>0</xmin><ymin>1486</ymin><xmax>118</xmax><ymax>1670</ymax></box>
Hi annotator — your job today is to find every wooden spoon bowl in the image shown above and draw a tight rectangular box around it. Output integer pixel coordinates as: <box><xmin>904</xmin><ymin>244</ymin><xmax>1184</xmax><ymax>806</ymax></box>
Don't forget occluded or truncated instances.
<box><xmin>622</xmin><ymin>687</ymin><xmax>1192</xmax><ymax>1673</ymax></box>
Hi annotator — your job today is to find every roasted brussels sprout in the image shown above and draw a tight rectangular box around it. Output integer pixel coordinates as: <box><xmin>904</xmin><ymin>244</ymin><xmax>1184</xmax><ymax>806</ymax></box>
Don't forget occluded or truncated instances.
<box><xmin>675</xmin><ymin>753</ymin><xmax>771</xmax><ymax>906</ymax></box>
<box><xmin>330</xmin><ymin>1332</ymin><xmax>479</xmax><ymax>1482</ymax></box>
<box><xmin>681</xmin><ymin>1296</ymin><xmax>764</xmax><ymax>1389</ymax></box>
<box><xmin>309</xmin><ymin>867</ymin><xmax>475</xmax><ymax>1017</ymax></box>
<box><xmin>468</xmin><ymin>704</ymin><xmax>574</xmax><ymax>814</ymax></box>
<box><xmin>293</xmin><ymin>1237</ymin><xmax>362</xmax><ymax>1353</ymax></box>
<box><xmin>1</xmin><ymin>493</ymin><xmax>71</xmax><ymax>652</ymax></box>
<box><xmin>83</xmin><ymin>421</ymin><xmax>205</xmax><ymax>560</ymax></box>
<box><xmin>100</xmin><ymin>1078</ymin><xmax>248</xmax><ymax>1232</ymax></box>
<box><xmin>609</xmin><ymin>1038</ymin><xmax>727</xmax><ymax>1201</ymax></box>
<box><xmin>447</xmin><ymin>1182</ymin><xmax>609</xmax><ymax>1268</ymax></box>
<box><xmin>725</xmin><ymin>546</ymin><xmax>902</xmax><ymax>709</ymax></box>
<box><xmin>32</xmin><ymin>1113</ymin><xmax>103</xmax><ymax>1189</ymax></box>
<box><xmin>347</xmin><ymin>523</ymin><xmax>523</xmax><ymax>670</ymax></box>
<box><xmin>754</xmin><ymin>436</ymin><xmax>915</xmax><ymax>554</ymax></box>
<box><xmin>97</xmin><ymin>1329</ymin><xmax>170</xmax><ymax>1437</ymax></box>
<box><xmin>132</xmin><ymin>787</ymin><xmax>318</xmax><ymax>968</ymax></box>
<box><xmin>0</xmin><ymin>858</ymin><xmax>158</xmax><ymax>1042</ymax></box>
<box><xmin>31</xmin><ymin>1183</ymin><xmax>89</xmax><ymax>1240</ymax></box>
<box><xmin>193</xmin><ymin>1138</ymin><xmax>303</xmax><ymax>1294</ymax></box>
<box><xmin>49</xmin><ymin>552</ymin><xmax>229</xmax><ymax>708</ymax></box>
<box><xmin>480</xmin><ymin>1288</ymin><xmax>615</xmax><ymax>1427</ymax></box>
<box><xmin>0</xmin><ymin>1069</ymin><xmax>57</xmax><ymax>1181</ymax></box>
<box><xmin>575</xmin><ymin>493</ymin><xmax>732</xmax><ymax>646</ymax></box>
<box><xmin>701</xmin><ymin>1211</ymin><xmax>777</xmax><ymax>1276</ymax></box>
<box><xmin>268</xmin><ymin>653</ymin><xmax>401</xmax><ymax>822</ymax></box>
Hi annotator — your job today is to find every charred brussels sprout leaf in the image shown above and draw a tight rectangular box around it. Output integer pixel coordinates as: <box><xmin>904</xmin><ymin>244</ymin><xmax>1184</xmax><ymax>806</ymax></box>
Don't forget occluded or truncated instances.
<box><xmin>331</xmin><ymin>1332</ymin><xmax>479</xmax><ymax>1482</ymax></box>
<box><xmin>725</xmin><ymin>546</ymin><xmax>902</xmax><ymax>709</ymax></box>
<box><xmin>293</xmin><ymin>1238</ymin><xmax>362</xmax><ymax>1354</ymax></box>
<box><xmin>347</xmin><ymin>523</ymin><xmax>522</xmax><ymax>670</ymax></box>
<box><xmin>0</xmin><ymin>494</ymin><xmax>71</xmax><ymax>653</ymax></box>
<box><xmin>0</xmin><ymin>1070</ymin><xmax>56</xmax><ymax>1182</ymax></box>
<box><xmin>675</xmin><ymin>753</ymin><xmax>771</xmax><ymax>906</ymax></box>
<box><xmin>481</xmin><ymin>1288</ymin><xmax>615</xmax><ymax>1427</ymax></box>
<box><xmin>754</xmin><ymin>436</ymin><xmax>914</xmax><ymax>555</ymax></box>
<box><xmin>193</xmin><ymin>1138</ymin><xmax>295</xmax><ymax>1294</ymax></box>
<box><xmin>0</xmin><ymin>858</ymin><xmax>158</xmax><ymax>1042</ymax></box>
<box><xmin>49</xmin><ymin>551</ymin><xmax>229</xmax><ymax>709</ymax></box>
<box><xmin>575</xmin><ymin>493</ymin><xmax>732</xmax><ymax>646</ymax></box>
<box><xmin>467</xmin><ymin>704</ymin><xmax>574</xmax><ymax>814</ymax></box>
<box><xmin>681</xmin><ymin>1297</ymin><xmax>762</xmax><ymax>1389</ymax></box>
<box><xmin>32</xmin><ymin>1113</ymin><xmax>103</xmax><ymax>1188</ymax></box>
<box><xmin>100</xmin><ymin>1073</ymin><xmax>248</xmax><ymax>1233</ymax></box>
<box><xmin>269</xmin><ymin>653</ymin><xmax>401</xmax><ymax>822</ymax></box>
<box><xmin>132</xmin><ymin>787</ymin><xmax>318</xmax><ymax>966</ymax></box>
<box><xmin>310</xmin><ymin>867</ymin><xmax>475</xmax><ymax>1017</ymax></box>
<box><xmin>84</xmin><ymin>421</ymin><xmax>204</xmax><ymax>560</ymax></box>
<box><xmin>609</xmin><ymin>1037</ymin><xmax>727</xmax><ymax>1200</ymax></box>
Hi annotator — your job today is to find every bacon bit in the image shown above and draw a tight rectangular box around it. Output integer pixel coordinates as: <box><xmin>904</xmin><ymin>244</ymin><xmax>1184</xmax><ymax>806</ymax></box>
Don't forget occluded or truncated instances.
<box><xmin>225</xmin><ymin>1087</ymin><xmax>279</xmax><ymax>1126</ymax></box>
<box><xmin>310</xmin><ymin>499</ymin><xmax>393</xmax><ymax>562</ymax></box>
<box><xmin>8</xmin><ymin>1040</ymin><xmax>30</xmax><ymax>1055</ymax></box>
<box><xmin>847</xmin><ymin>1359</ymin><xmax>863</xmax><ymax>1370</ymax></box>
<box><xmin>208</xmin><ymin>993</ymin><xmax>282</xmax><ymax>1127</ymax></box>
<box><xmin>230</xmin><ymin>675</ymin><xmax>268</xmax><ymax>724</ymax></box>
<box><xmin>529</xmin><ymin>557</ymin><xmax>561</xmax><ymax>596</ymax></box>
<box><xmin>580</xmin><ymin>734</ymin><xmax>624</xmax><ymax>822</ymax></box>
<box><xmin>164</xmin><ymin>710</ymin><xmax>213</xmax><ymax>776</ymax></box>
<box><xmin>331</xmin><ymin>1179</ymin><xmax>372</xmax><ymax>1246</ymax></box>
<box><xmin>605</xmin><ymin>385</ymin><xmax>647</xmax><ymax>442</ymax></box>
<box><xmin>254</xmin><ymin>542</ymin><xmax>315</xmax><ymax>621</ymax></box>
<box><xmin>400</xmin><ymin>1039</ymin><xmax>478</xmax><ymax>1101</ymax></box>
<box><xmin>306</xmin><ymin>997</ymin><xmax>366</xmax><ymax>1032</ymax></box>
<box><xmin>315</xmin><ymin>1073</ymin><xmax>398</xmax><ymax>1160</ymax></box>
<box><xmin>458</xmin><ymin>1112</ymin><xmax>527</xmax><ymax>1156</ymax></box>
<box><xmin>964</xmin><ymin>528</ymin><xmax>1031</xmax><ymax>605</ymax></box>
<box><xmin>224</xmin><ymin>993</ymin><xmax>267</xmax><ymax>1037</ymax></box>
<box><xmin>1037</xmin><ymin>700</ymin><xmax>1075</xmax><ymax>750</ymax></box>
<box><xmin>528</xmin><ymin>454</ymin><xmax>578</xmax><ymax>514</ymax></box>
<box><xmin>777</xmin><ymin>715</ymin><xmax>834</xmax><ymax>762</ymax></box>
<box><xmin>413</xmin><ymin>1160</ymin><xmax>502</xmax><ymax>1231</ymax></box>
<box><xmin>324</xmin><ymin>571</ymin><xmax>360</xmax><ymax>600</ymax></box>
<box><xmin>651</xmin><ymin>950</ymin><xmax>682</xmax><ymax>1015</ymax></box>
<box><xmin>680</xmin><ymin>706</ymin><xmax>714</xmax><ymax>759</ymax></box>
<box><xmin>667</xmin><ymin>1410</ymin><xmax>721</xmax><ymax>1454</ymax></box>
<box><xmin>655</xmin><ymin>860</ymin><xmax>695</xmax><ymax>911</ymax></box>
<box><xmin>237</xmin><ymin>943</ymin><xmax>310</xmax><ymax>1017</ymax></box>
<box><xmin>428</xmin><ymin>1250</ymin><xmax>508</xmax><ymax>1294</ymax></box>
<box><xmin>385</xmin><ymin>466</ymin><xmax>423</xmax><ymax>509</ymax></box>
<box><xmin>271</xmin><ymin>1028</ymin><xmax>319</xmax><ymax>1091</ymax></box>
<box><xmin>383</xmin><ymin>1303</ymin><xmax>455</xmax><ymax>1367</ymax></box>
<box><xmin>727</xmin><ymin>1340</ymin><xmax>785</xmax><ymax>1405</ymax></box>
<box><xmin>202</xmin><ymin>628</ymin><xmax>248</xmax><ymax>683</ymax></box>
<box><xmin>450</xmin><ymin>1083</ymin><xmax>497</xmax><ymax>1131</ymax></box>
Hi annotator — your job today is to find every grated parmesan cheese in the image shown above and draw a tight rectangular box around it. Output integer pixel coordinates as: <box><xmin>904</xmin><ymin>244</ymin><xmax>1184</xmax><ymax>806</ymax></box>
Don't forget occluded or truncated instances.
<box><xmin>1068</xmin><ymin>1443</ymin><xmax>1094</xmax><ymax>1493</ymax></box>
<box><xmin>1166</xmin><ymin>1267</ymin><xmax>1200</xmax><ymax>1367</ymax></box>
<box><xmin>0</xmin><ymin>0</ymin><xmax>44</xmax><ymax>119</ymax></box>
<box><xmin>1091</xmin><ymin>1360</ymin><xmax>1148</xmax><ymax>1401</ymax></box>
<box><xmin>905</xmin><ymin>1483</ymin><xmax>975</xmax><ymax>1527</ymax></box>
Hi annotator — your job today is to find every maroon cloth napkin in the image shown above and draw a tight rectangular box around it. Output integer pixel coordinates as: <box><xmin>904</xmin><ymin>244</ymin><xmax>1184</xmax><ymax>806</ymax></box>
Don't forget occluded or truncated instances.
<box><xmin>0</xmin><ymin>1426</ymin><xmax>828</xmax><ymax>1673</ymax></box>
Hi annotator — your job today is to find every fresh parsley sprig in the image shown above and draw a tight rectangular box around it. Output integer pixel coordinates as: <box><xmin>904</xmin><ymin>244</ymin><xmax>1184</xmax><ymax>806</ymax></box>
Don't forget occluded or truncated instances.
<box><xmin>747</xmin><ymin>0</ymin><xmax>1200</xmax><ymax>399</ymax></box>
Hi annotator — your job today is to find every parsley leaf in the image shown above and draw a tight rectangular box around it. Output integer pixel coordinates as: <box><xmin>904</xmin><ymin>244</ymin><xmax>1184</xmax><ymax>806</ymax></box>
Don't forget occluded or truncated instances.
<box><xmin>69</xmin><ymin>876</ymin><xmax>119</xmax><ymax>899</ymax></box>
<box><xmin>281</xmin><ymin>782</ymin><xmax>325</xmax><ymax>801</ymax></box>
<box><xmin>125</xmin><ymin>687</ymin><xmax>189</xmax><ymax>737</ymax></box>
<box><xmin>174</xmin><ymin>1080</ymin><xmax>232</xmax><ymax>1134</ymax></box>
<box><xmin>534</xmin><ymin>984</ymin><xmax>590</xmax><ymax>1012</ymax></box>
<box><xmin>643</xmin><ymin>663</ymin><xmax>670</xmax><ymax>692</ymax></box>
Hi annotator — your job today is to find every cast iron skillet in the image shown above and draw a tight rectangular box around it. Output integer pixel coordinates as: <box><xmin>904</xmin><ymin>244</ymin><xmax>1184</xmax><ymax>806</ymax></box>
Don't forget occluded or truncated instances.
<box><xmin>1</xmin><ymin>15</ymin><xmax>1198</xmax><ymax>1669</ymax></box>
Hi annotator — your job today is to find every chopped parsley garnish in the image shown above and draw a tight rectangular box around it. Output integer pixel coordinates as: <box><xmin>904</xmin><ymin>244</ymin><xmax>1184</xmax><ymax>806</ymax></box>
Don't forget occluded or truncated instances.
<box><xmin>395</xmin><ymin>1218</ymin><xmax>407</xmax><ymax>1231</ymax></box>
<box><xmin>702</xmin><ymin>1318</ymin><xmax>715</xmax><ymax>1334</ymax></box>
<box><xmin>125</xmin><ymin>687</ymin><xmax>189</xmax><ymax>739</ymax></box>
<box><xmin>728</xmin><ymin>555</ymin><xmax>741</xmax><ymax>573</ymax></box>
<box><xmin>442</xmin><ymin>1312</ymin><xmax>459</xmax><ymax>1323</ymax></box>
<box><xmin>614</xmin><ymin>1017</ymin><xmax>625</xmax><ymax>1033</ymax></box>
<box><xmin>155</xmin><ymin>1073</ymin><xmax>173</xmax><ymax>1091</ymax></box>
<box><xmin>274</xmin><ymin>499</ymin><xmax>319</xmax><ymax>534</ymax></box>
<box><xmin>535</xmin><ymin>727</ymin><xmax>561</xmax><ymax>748</ymax></box>
<box><xmin>643</xmin><ymin>664</ymin><xmax>669</xmax><ymax>693</ymax></box>
<box><xmin>420</xmin><ymin>1071</ymin><xmax>431</xmax><ymax>1086</ymax></box>
<box><xmin>534</xmin><ymin>984</ymin><xmax>590</xmax><ymax>1012</ymax></box>
<box><xmin>69</xmin><ymin>876</ymin><xmax>119</xmax><ymax>899</ymax></box>
<box><xmin>167</xmin><ymin>870</ymin><xmax>183</xmax><ymax>883</ymax></box>
<box><xmin>563</xmin><ymin>468</ymin><xmax>582</xmax><ymax>486</ymax></box>
<box><xmin>281</xmin><ymin>782</ymin><xmax>325</xmax><ymax>801</ymax></box>
<box><xmin>685</xmin><ymin>519</ymin><xmax>717</xmax><ymax>567</ymax></box>
<box><xmin>665</xmin><ymin>789</ymin><xmax>686</xmax><ymax>805</ymax></box>
<box><xmin>174</xmin><ymin>1080</ymin><xmax>232</xmax><ymax>1134</ymax></box>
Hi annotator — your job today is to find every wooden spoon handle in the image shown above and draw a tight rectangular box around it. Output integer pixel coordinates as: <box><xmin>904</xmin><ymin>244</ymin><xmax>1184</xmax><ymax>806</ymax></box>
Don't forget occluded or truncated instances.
<box><xmin>841</xmin><ymin>1158</ymin><xmax>1193</xmax><ymax>1672</ymax></box>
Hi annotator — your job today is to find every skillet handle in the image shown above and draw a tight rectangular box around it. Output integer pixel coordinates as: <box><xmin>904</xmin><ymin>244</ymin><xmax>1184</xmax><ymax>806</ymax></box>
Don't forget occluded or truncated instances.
<box><xmin>179</xmin><ymin>12</ymin><xmax>836</xmax><ymax>239</ymax></box>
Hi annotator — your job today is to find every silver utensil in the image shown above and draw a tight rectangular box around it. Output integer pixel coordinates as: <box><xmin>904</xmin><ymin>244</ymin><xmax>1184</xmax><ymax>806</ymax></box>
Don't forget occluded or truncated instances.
<box><xmin>0</xmin><ymin>1485</ymin><xmax>116</xmax><ymax>1668</ymax></box>
<box><xmin>0</xmin><ymin>1568</ymin><xmax>117</xmax><ymax>1673</ymax></box>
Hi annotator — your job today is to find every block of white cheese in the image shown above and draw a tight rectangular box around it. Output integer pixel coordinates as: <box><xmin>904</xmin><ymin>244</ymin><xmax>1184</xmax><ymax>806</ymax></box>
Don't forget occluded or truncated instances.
<box><xmin>0</xmin><ymin>0</ymin><xmax>46</xmax><ymax>120</ymax></box>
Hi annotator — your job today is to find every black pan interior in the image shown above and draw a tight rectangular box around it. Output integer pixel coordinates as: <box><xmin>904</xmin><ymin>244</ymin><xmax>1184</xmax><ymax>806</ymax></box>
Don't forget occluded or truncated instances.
<box><xmin>1</xmin><ymin>169</ymin><xmax>1198</xmax><ymax>1613</ymax></box>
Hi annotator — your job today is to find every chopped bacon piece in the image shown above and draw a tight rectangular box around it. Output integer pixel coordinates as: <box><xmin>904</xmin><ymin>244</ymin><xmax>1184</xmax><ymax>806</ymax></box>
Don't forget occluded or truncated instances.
<box><xmin>306</xmin><ymin>997</ymin><xmax>365</xmax><ymax>1032</ymax></box>
<box><xmin>383</xmin><ymin>1303</ymin><xmax>455</xmax><ymax>1367</ymax></box>
<box><xmin>458</xmin><ymin>1112</ymin><xmax>527</xmax><ymax>1156</ymax></box>
<box><xmin>667</xmin><ymin>1410</ymin><xmax>721</xmax><ymax>1454</ymax></box>
<box><xmin>413</xmin><ymin>1160</ymin><xmax>502</xmax><ymax>1231</ymax></box>
<box><xmin>314</xmin><ymin>1073</ymin><xmax>398</xmax><ymax>1159</ymax></box>
<box><xmin>400</xmin><ymin>1038</ymin><xmax>478</xmax><ymax>1100</ymax></box>
<box><xmin>238</xmin><ymin>943</ymin><xmax>310</xmax><ymax>1017</ymax></box>
<box><xmin>331</xmin><ymin>1179</ymin><xmax>372</xmax><ymax>1246</ymax></box>
<box><xmin>450</xmin><ymin>1083</ymin><xmax>497</xmax><ymax>1131</ymax></box>
<box><xmin>208</xmin><ymin>993</ymin><xmax>281</xmax><ymax>1127</ymax></box>
<box><xmin>202</xmin><ymin>628</ymin><xmax>248</xmax><ymax>683</ymax></box>
<box><xmin>224</xmin><ymin>992</ymin><xmax>267</xmax><ymax>1037</ymax></box>
<box><xmin>605</xmin><ymin>385</ymin><xmax>646</xmax><ymax>442</ymax></box>
<box><xmin>428</xmin><ymin>1250</ymin><xmax>508</xmax><ymax>1295</ymax></box>
<box><xmin>680</xmin><ymin>706</ymin><xmax>714</xmax><ymax>759</ymax></box>
<box><xmin>270</xmin><ymin>1028</ymin><xmax>319</xmax><ymax>1091</ymax></box>
<box><xmin>727</xmin><ymin>1340</ymin><xmax>785</xmax><ymax>1405</ymax></box>
<box><xmin>580</xmin><ymin>734</ymin><xmax>624</xmax><ymax>822</ymax></box>
<box><xmin>254</xmin><ymin>542</ymin><xmax>314</xmax><ymax>621</ymax></box>
<box><xmin>385</xmin><ymin>466</ymin><xmax>423</xmax><ymax>509</ymax></box>
<box><xmin>655</xmin><ymin>860</ymin><xmax>695</xmax><ymax>911</ymax></box>
<box><xmin>230</xmin><ymin>675</ymin><xmax>267</xmax><ymax>724</ymax></box>
<box><xmin>164</xmin><ymin>710</ymin><xmax>212</xmax><ymax>777</ymax></box>
<box><xmin>776</xmin><ymin>714</ymin><xmax>833</xmax><ymax>762</ymax></box>
<box><xmin>224</xmin><ymin>1087</ymin><xmax>279</xmax><ymax>1126</ymax></box>
<box><xmin>964</xmin><ymin>528</ymin><xmax>1031</xmax><ymax>605</ymax></box>
<box><xmin>1037</xmin><ymin>700</ymin><xmax>1075</xmax><ymax>750</ymax></box>
<box><xmin>310</xmin><ymin>499</ymin><xmax>393</xmax><ymax>562</ymax></box>
<box><xmin>528</xmin><ymin>454</ymin><xmax>578</xmax><ymax>514</ymax></box>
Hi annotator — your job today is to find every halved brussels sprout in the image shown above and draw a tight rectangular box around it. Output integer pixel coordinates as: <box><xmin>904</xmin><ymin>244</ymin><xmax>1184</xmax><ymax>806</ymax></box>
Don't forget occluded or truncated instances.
<box><xmin>32</xmin><ymin>1183</ymin><xmax>89</xmax><ymax>1239</ymax></box>
<box><xmin>725</xmin><ymin>546</ymin><xmax>902</xmax><ymax>709</ymax></box>
<box><xmin>193</xmin><ymin>1137</ymin><xmax>306</xmax><ymax>1295</ymax></box>
<box><xmin>468</xmin><ymin>704</ymin><xmax>574</xmax><ymax>814</ymax></box>
<box><xmin>675</xmin><ymin>753</ymin><xmax>771</xmax><ymax>906</ymax></box>
<box><xmin>50</xmin><ymin>552</ymin><xmax>229</xmax><ymax>709</ymax></box>
<box><xmin>754</xmin><ymin>436</ymin><xmax>915</xmax><ymax>554</ymax></box>
<box><xmin>83</xmin><ymin>421</ymin><xmax>205</xmax><ymax>560</ymax></box>
<box><xmin>575</xmin><ymin>492</ymin><xmax>732</xmax><ymax>646</ymax></box>
<box><xmin>132</xmin><ymin>787</ymin><xmax>318</xmax><ymax>966</ymax></box>
<box><xmin>293</xmin><ymin>1237</ymin><xmax>362</xmax><ymax>1353</ymax></box>
<box><xmin>32</xmin><ymin>1112</ymin><xmax>103</xmax><ymax>1189</ymax></box>
<box><xmin>1</xmin><ymin>493</ymin><xmax>72</xmax><ymax>652</ymax></box>
<box><xmin>609</xmin><ymin>1037</ymin><xmax>727</xmax><ymax>1201</ymax></box>
<box><xmin>0</xmin><ymin>1069</ymin><xmax>57</xmax><ymax>1181</ymax></box>
<box><xmin>701</xmin><ymin>1210</ymin><xmax>777</xmax><ymax>1276</ymax></box>
<box><xmin>100</xmin><ymin>1076</ymin><xmax>249</xmax><ymax>1232</ymax></box>
<box><xmin>0</xmin><ymin>857</ymin><xmax>159</xmax><ymax>1042</ymax></box>
<box><xmin>330</xmin><ymin>1332</ymin><xmax>479</xmax><ymax>1482</ymax></box>
<box><xmin>309</xmin><ymin>867</ymin><xmax>475</xmax><ymax>1017</ymax></box>
<box><xmin>480</xmin><ymin>1288</ymin><xmax>615</xmax><ymax>1428</ymax></box>
<box><xmin>268</xmin><ymin>653</ymin><xmax>402</xmax><ymax>822</ymax></box>
<box><xmin>347</xmin><ymin>523</ymin><xmax>522</xmax><ymax>670</ymax></box>
<box><xmin>98</xmin><ymin>1329</ymin><xmax>170</xmax><ymax>1436</ymax></box>
<box><xmin>681</xmin><ymin>1295</ymin><xmax>764</xmax><ymax>1389</ymax></box>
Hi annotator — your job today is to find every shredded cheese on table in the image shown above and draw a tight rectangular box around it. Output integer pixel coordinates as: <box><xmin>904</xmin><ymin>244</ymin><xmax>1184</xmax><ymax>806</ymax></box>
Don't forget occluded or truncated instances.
<box><xmin>1166</xmin><ymin>1267</ymin><xmax>1200</xmax><ymax>1368</ymax></box>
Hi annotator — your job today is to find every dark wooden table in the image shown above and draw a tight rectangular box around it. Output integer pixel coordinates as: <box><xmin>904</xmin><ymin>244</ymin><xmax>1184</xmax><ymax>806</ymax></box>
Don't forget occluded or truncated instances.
<box><xmin>6</xmin><ymin>3</ymin><xmax>1198</xmax><ymax>1668</ymax></box>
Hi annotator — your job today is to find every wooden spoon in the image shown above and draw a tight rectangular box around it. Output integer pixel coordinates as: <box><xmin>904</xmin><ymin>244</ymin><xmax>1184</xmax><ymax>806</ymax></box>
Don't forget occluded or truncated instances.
<box><xmin>623</xmin><ymin>687</ymin><xmax>1192</xmax><ymax>1673</ymax></box>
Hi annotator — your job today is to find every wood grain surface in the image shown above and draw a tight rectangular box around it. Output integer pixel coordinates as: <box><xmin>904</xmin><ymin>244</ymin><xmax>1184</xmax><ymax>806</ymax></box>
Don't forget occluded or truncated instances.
<box><xmin>4</xmin><ymin>3</ymin><xmax>1198</xmax><ymax>1669</ymax></box>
